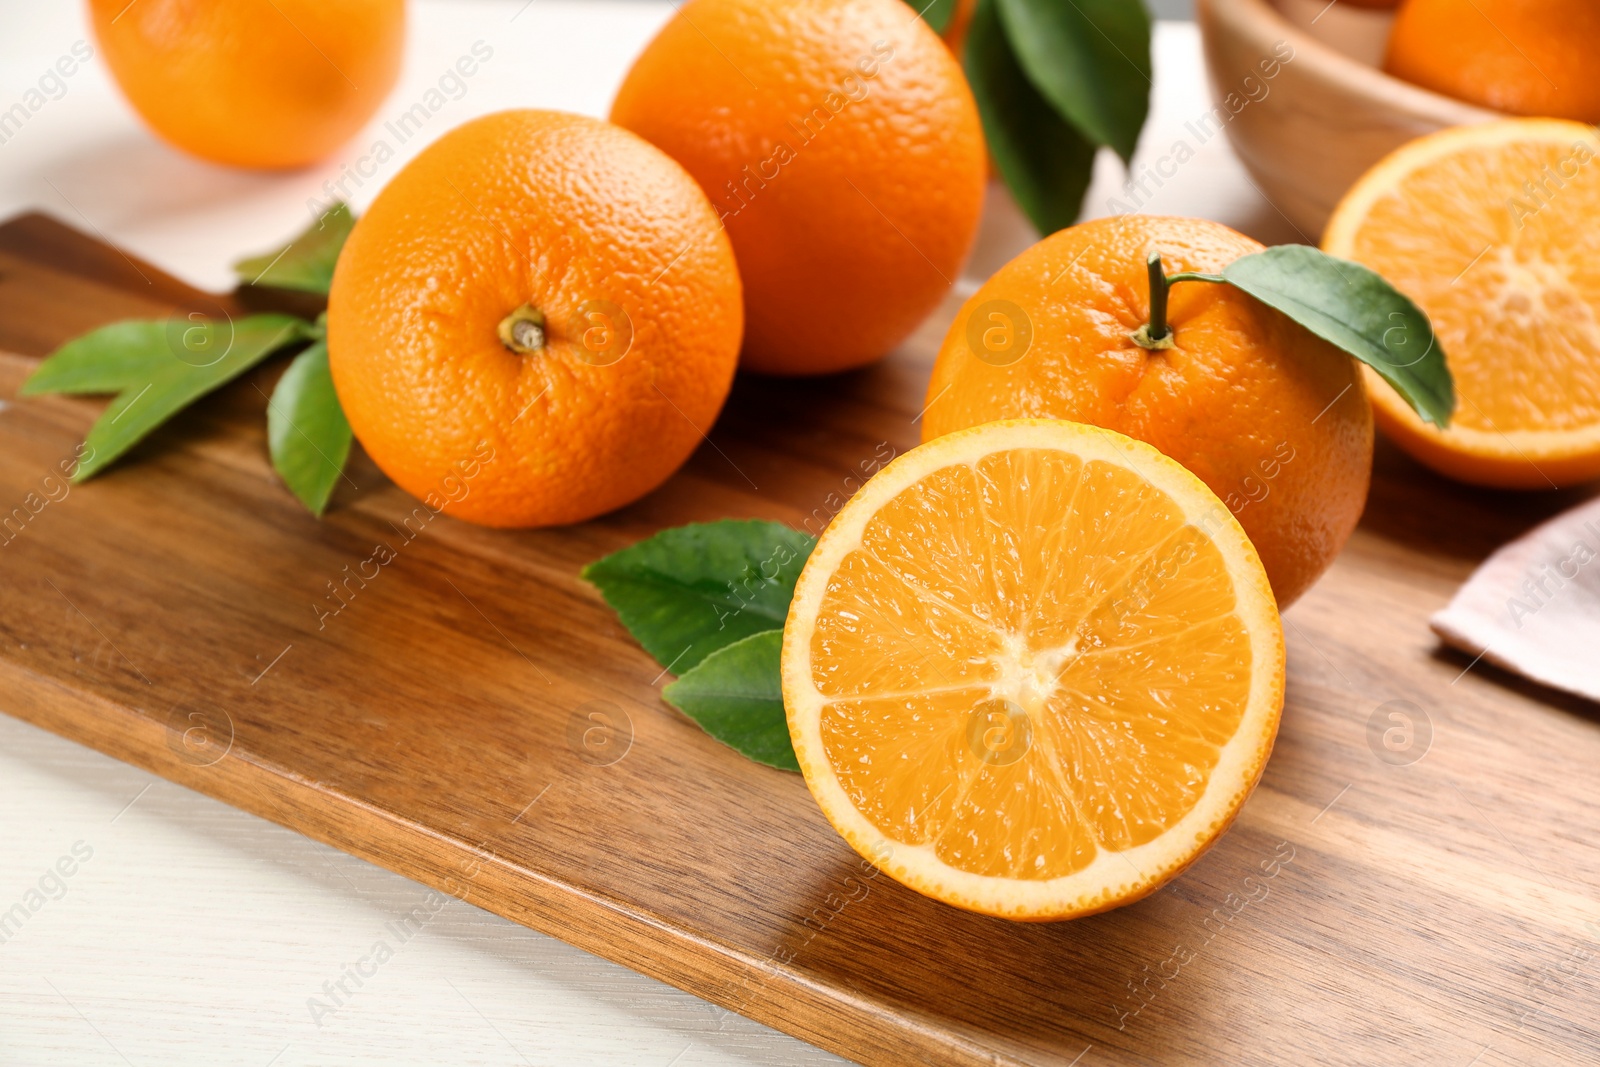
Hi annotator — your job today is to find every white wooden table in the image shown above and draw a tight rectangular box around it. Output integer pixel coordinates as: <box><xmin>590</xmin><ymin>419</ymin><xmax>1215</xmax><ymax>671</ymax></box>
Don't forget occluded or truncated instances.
<box><xmin>0</xmin><ymin>3</ymin><xmax>1293</xmax><ymax>1062</ymax></box>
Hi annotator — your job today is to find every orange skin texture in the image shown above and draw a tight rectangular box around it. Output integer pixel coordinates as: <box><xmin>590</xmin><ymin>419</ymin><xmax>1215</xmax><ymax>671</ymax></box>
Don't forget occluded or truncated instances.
<box><xmin>1384</xmin><ymin>0</ymin><xmax>1600</xmax><ymax>122</ymax></box>
<box><xmin>610</xmin><ymin>0</ymin><xmax>987</xmax><ymax>376</ymax></box>
<box><xmin>922</xmin><ymin>216</ymin><xmax>1374</xmax><ymax>609</ymax></box>
<box><xmin>88</xmin><ymin>0</ymin><xmax>405</xmax><ymax>169</ymax></box>
<box><xmin>326</xmin><ymin>110</ymin><xmax>744</xmax><ymax>528</ymax></box>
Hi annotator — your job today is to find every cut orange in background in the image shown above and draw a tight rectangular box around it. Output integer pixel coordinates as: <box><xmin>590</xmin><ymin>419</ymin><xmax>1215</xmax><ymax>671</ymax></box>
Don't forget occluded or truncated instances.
<box><xmin>1324</xmin><ymin>119</ymin><xmax>1600</xmax><ymax>488</ymax></box>
<box><xmin>781</xmin><ymin>420</ymin><xmax>1285</xmax><ymax>921</ymax></box>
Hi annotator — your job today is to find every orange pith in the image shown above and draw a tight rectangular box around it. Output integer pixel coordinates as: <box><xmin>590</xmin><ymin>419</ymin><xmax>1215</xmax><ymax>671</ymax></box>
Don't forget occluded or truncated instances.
<box><xmin>783</xmin><ymin>421</ymin><xmax>1285</xmax><ymax>920</ymax></box>
<box><xmin>1323</xmin><ymin>119</ymin><xmax>1600</xmax><ymax>488</ymax></box>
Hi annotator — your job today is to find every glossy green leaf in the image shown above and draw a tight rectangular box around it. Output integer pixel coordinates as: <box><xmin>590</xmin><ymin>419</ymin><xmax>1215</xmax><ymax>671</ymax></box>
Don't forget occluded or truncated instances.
<box><xmin>267</xmin><ymin>339</ymin><xmax>352</xmax><ymax>516</ymax></box>
<box><xmin>995</xmin><ymin>0</ymin><xmax>1152</xmax><ymax>164</ymax></box>
<box><xmin>233</xmin><ymin>203</ymin><xmax>355</xmax><ymax>294</ymax></box>
<box><xmin>965</xmin><ymin>0</ymin><xmax>1098</xmax><ymax>235</ymax></box>
<box><xmin>1220</xmin><ymin>246</ymin><xmax>1455</xmax><ymax>427</ymax></box>
<box><xmin>581</xmin><ymin>520</ymin><xmax>815</xmax><ymax>675</ymax></box>
<box><xmin>904</xmin><ymin>0</ymin><xmax>958</xmax><ymax>33</ymax></box>
<box><xmin>663</xmin><ymin>630</ymin><xmax>798</xmax><ymax>772</ymax></box>
<box><xmin>40</xmin><ymin>314</ymin><xmax>313</xmax><ymax>481</ymax></box>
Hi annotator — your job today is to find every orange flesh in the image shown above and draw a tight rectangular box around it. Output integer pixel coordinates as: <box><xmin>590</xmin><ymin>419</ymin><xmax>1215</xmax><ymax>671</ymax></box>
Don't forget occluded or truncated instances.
<box><xmin>808</xmin><ymin>448</ymin><xmax>1251</xmax><ymax>880</ymax></box>
<box><xmin>1345</xmin><ymin>138</ymin><xmax>1600</xmax><ymax>435</ymax></box>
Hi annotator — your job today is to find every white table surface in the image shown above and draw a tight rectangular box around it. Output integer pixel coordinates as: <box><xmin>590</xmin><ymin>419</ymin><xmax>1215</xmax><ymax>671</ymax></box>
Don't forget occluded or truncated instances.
<box><xmin>0</xmin><ymin>4</ymin><xmax>1297</xmax><ymax>1063</ymax></box>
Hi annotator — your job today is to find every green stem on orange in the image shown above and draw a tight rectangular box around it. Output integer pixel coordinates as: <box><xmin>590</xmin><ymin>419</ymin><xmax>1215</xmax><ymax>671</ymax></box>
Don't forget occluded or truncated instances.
<box><xmin>1130</xmin><ymin>253</ymin><xmax>1226</xmax><ymax>351</ymax></box>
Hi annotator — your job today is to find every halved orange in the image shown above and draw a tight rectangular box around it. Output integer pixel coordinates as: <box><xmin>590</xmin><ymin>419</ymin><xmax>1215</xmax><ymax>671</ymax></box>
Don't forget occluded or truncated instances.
<box><xmin>781</xmin><ymin>420</ymin><xmax>1285</xmax><ymax>920</ymax></box>
<box><xmin>1323</xmin><ymin>119</ymin><xmax>1600</xmax><ymax>488</ymax></box>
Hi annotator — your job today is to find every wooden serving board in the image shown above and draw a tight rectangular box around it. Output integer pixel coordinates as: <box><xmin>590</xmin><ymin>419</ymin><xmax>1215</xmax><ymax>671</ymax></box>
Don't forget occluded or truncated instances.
<box><xmin>3</xmin><ymin>211</ymin><xmax>1599</xmax><ymax>1066</ymax></box>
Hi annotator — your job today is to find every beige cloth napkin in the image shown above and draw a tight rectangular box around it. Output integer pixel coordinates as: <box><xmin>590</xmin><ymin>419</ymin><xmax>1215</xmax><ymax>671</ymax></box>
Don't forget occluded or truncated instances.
<box><xmin>1430</xmin><ymin>496</ymin><xmax>1600</xmax><ymax>703</ymax></box>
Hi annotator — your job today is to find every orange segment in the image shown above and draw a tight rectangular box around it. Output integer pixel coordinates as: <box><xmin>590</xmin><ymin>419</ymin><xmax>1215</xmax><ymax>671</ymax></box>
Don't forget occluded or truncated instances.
<box><xmin>820</xmin><ymin>688</ymin><xmax>993</xmax><ymax>846</ymax></box>
<box><xmin>809</xmin><ymin>547</ymin><xmax>1003</xmax><ymax>698</ymax></box>
<box><xmin>782</xmin><ymin>420</ymin><xmax>1285</xmax><ymax>920</ymax></box>
<box><xmin>1323</xmin><ymin>119</ymin><xmax>1600</xmax><ymax>487</ymax></box>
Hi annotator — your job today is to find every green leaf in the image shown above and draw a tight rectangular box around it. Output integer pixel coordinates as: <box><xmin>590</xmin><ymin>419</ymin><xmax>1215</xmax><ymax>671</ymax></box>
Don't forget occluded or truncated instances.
<box><xmin>20</xmin><ymin>320</ymin><xmax>175</xmax><ymax>396</ymax></box>
<box><xmin>904</xmin><ymin>0</ymin><xmax>957</xmax><ymax>34</ymax></box>
<box><xmin>965</xmin><ymin>0</ymin><xmax>1098</xmax><ymax>235</ymax></box>
<box><xmin>1219</xmin><ymin>246</ymin><xmax>1455</xmax><ymax>427</ymax></box>
<box><xmin>267</xmin><ymin>339</ymin><xmax>352</xmax><ymax>516</ymax></box>
<box><xmin>663</xmin><ymin>630</ymin><xmax>798</xmax><ymax>772</ymax></box>
<box><xmin>58</xmin><ymin>314</ymin><xmax>313</xmax><ymax>481</ymax></box>
<box><xmin>994</xmin><ymin>0</ymin><xmax>1151</xmax><ymax>164</ymax></box>
<box><xmin>582</xmin><ymin>520</ymin><xmax>815</xmax><ymax>675</ymax></box>
<box><xmin>233</xmin><ymin>203</ymin><xmax>355</xmax><ymax>294</ymax></box>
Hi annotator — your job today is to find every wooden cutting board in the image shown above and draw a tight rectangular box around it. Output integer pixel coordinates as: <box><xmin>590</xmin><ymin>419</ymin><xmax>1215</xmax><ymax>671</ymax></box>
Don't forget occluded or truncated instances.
<box><xmin>3</xmin><ymin>211</ymin><xmax>1598</xmax><ymax>1067</ymax></box>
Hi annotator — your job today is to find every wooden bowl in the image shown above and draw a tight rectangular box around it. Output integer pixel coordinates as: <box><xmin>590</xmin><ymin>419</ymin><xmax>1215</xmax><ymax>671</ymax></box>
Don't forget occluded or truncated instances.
<box><xmin>1195</xmin><ymin>0</ymin><xmax>1502</xmax><ymax>240</ymax></box>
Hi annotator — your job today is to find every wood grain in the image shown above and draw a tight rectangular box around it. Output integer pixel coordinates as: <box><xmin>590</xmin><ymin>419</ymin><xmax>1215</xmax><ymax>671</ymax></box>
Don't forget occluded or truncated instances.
<box><xmin>2</xmin><ymin>212</ymin><xmax>1598</xmax><ymax>1066</ymax></box>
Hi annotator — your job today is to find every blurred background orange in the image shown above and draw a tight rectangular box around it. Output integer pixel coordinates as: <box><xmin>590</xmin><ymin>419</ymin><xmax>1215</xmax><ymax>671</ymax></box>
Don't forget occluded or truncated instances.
<box><xmin>88</xmin><ymin>0</ymin><xmax>406</xmax><ymax>169</ymax></box>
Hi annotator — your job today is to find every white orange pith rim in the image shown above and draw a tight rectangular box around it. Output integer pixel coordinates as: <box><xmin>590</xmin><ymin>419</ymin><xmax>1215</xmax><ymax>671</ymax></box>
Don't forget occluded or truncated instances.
<box><xmin>781</xmin><ymin>420</ymin><xmax>1285</xmax><ymax>921</ymax></box>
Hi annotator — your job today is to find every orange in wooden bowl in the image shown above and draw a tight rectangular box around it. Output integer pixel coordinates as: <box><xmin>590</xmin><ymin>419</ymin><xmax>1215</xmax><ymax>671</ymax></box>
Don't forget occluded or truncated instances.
<box><xmin>1384</xmin><ymin>0</ymin><xmax>1600</xmax><ymax>124</ymax></box>
<box><xmin>1196</xmin><ymin>0</ymin><xmax>1501</xmax><ymax>238</ymax></box>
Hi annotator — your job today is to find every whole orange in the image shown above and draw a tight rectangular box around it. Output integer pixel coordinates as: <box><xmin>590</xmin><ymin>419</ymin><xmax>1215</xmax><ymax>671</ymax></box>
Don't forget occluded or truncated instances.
<box><xmin>88</xmin><ymin>0</ymin><xmax>405</xmax><ymax>169</ymax></box>
<box><xmin>1384</xmin><ymin>0</ymin><xmax>1600</xmax><ymax>123</ymax></box>
<box><xmin>326</xmin><ymin>110</ymin><xmax>743</xmax><ymax>528</ymax></box>
<box><xmin>922</xmin><ymin>216</ymin><xmax>1374</xmax><ymax>608</ymax></box>
<box><xmin>610</xmin><ymin>0</ymin><xmax>987</xmax><ymax>376</ymax></box>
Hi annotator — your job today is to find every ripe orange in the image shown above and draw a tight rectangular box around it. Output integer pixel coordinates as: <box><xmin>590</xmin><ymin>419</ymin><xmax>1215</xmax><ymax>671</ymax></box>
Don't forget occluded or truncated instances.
<box><xmin>1324</xmin><ymin>119</ymin><xmax>1600</xmax><ymax>489</ymax></box>
<box><xmin>610</xmin><ymin>0</ymin><xmax>987</xmax><ymax>376</ymax></box>
<box><xmin>783</xmin><ymin>419</ymin><xmax>1285</xmax><ymax>920</ymax></box>
<box><xmin>1384</xmin><ymin>0</ymin><xmax>1600</xmax><ymax>123</ymax></box>
<box><xmin>922</xmin><ymin>215</ymin><xmax>1373</xmax><ymax>609</ymax></box>
<box><xmin>88</xmin><ymin>0</ymin><xmax>405</xmax><ymax>169</ymax></box>
<box><xmin>326</xmin><ymin>110</ymin><xmax>743</xmax><ymax>528</ymax></box>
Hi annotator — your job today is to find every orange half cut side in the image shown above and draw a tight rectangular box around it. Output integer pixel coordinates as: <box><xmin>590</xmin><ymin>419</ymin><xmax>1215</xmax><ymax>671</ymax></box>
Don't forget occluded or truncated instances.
<box><xmin>781</xmin><ymin>420</ymin><xmax>1285</xmax><ymax>920</ymax></box>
